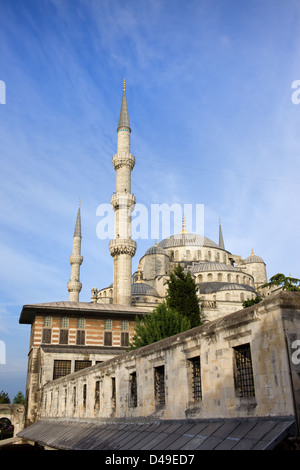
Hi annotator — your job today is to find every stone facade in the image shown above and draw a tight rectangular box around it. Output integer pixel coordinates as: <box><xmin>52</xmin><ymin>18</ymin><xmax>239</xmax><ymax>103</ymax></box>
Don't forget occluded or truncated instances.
<box><xmin>38</xmin><ymin>292</ymin><xmax>300</xmax><ymax>431</ymax></box>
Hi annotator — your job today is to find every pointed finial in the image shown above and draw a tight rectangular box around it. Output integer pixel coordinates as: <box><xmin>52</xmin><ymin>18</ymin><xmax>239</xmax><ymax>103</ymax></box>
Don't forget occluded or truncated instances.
<box><xmin>136</xmin><ymin>264</ymin><xmax>142</xmax><ymax>283</ymax></box>
<box><xmin>123</xmin><ymin>78</ymin><xmax>126</xmax><ymax>91</ymax></box>
<box><xmin>251</xmin><ymin>248</ymin><xmax>254</xmax><ymax>256</ymax></box>
<box><xmin>180</xmin><ymin>212</ymin><xmax>188</xmax><ymax>234</ymax></box>
<box><xmin>219</xmin><ymin>217</ymin><xmax>221</xmax><ymax>225</ymax></box>
<box><xmin>79</xmin><ymin>198</ymin><xmax>81</xmax><ymax>208</ymax></box>
<box><xmin>154</xmin><ymin>240</ymin><xmax>157</xmax><ymax>247</ymax></box>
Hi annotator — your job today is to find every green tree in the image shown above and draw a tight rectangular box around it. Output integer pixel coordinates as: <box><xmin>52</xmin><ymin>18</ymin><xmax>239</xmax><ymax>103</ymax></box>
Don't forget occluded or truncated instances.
<box><xmin>261</xmin><ymin>273</ymin><xmax>300</xmax><ymax>292</ymax></box>
<box><xmin>13</xmin><ymin>391</ymin><xmax>25</xmax><ymax>404</ymax></box>
<box><xmin>0</xmin><ymin>391</ymin><xmax>10</xmax><ymax>403</ymax></box>
<box><xmin>165</xmin><ymin>264</ymin><xmax>202</xmax><ymax>328</ymax></box>
<box><xmin>129</xmin><ymin>302</ymin><xmax>191</xmax><ymax>350</ymax></box>
<box><xmin>242</xmin><ymin>295</ymin><xmax>262</xmax><ymax>308</ymax></box>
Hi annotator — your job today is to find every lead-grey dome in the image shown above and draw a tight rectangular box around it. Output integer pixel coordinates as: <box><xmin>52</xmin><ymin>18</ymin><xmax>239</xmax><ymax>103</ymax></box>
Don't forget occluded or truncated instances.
<box><xmin>145</xmin><ymin>245</ymin><xmax>166</xmax><ymax>256</ymax></box>
<box><xmin>158</xmin><ymin>233</ymin><xmax>220</xmax><ymax>249</ymax></box>
<box><xmin>190</xmin><ymin>262</ymin><xmax>236</xmax><ymax>273</ymax></box>
<box><xmin>131</xmin><ymin>282</ymin><xmax>160</xmax><ymax>297</ymax></box>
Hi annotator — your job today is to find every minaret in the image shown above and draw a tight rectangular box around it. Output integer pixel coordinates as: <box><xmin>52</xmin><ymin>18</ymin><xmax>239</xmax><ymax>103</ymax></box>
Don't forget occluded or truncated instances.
<box><xmin>109</xmin><ymin>80</ymin><xmax>136</xmax><ymax>305</ymax></box>
<box><xmin>67</xmin><ymin>201</ymin><xmax>83</xmax><ymax>302</ymax></box>
<box><xmin>219</xmin><ymin>218</ymin><xmax>225</xmax><ymax>250</ymax></box>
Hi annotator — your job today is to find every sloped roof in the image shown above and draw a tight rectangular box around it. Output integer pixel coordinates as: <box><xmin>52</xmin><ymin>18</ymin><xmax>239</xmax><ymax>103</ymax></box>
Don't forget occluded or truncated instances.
<box><xmin>17</xmin><ymin>417</ymin><xmax>295</xmax><ymax>450</ymax></box>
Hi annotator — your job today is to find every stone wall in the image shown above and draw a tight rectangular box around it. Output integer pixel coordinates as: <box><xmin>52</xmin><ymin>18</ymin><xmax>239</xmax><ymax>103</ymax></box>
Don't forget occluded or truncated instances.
<box><xmin>39</xmin><ymin>292</ymin><xmax>300</xmax><ymax>430</ymax></box>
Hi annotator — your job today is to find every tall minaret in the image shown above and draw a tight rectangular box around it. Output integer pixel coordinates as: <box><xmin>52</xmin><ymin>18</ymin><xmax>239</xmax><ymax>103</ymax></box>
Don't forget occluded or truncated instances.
<box><xmin>109</xmin><ymin>80</ymin><xmax>136</xmax><ymax>305</ymax></box>
<box><xmin>67</xmin><ymin>201</ymin><xmax>83</xmax><ymax>302</ymax></box>
<box><xmin>219</xmin><ymin>218</ymin><xmax>225</xmax><ymax>250</ymax></box>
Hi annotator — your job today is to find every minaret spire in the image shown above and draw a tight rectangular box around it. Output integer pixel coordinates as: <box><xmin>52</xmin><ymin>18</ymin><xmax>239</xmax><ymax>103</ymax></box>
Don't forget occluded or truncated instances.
<box><xmin>219</xmin><ymin>217</ymin><xmax>225</xmax><ymax>250</ymax></box>
<box><xmin>109</xmin><ymin>81</ymin><xmax>136</xmax><ymax>305</ymax></box>
<box><xmin>67</xmin><ymin>201</ymin><xmax>83</xmax><ymax>302</ymax></box>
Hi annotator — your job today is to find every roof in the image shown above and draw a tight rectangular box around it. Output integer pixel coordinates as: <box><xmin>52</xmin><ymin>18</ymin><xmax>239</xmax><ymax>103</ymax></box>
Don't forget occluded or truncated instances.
<box><xmin>40</xmin><ymin>345</ymin><xmax>126</xmax><ymax>355</ymax></box>
<box><xmin>145</xmin><ymin>245</ymin><xmax>166</xmax><ymax>256</ymax></box>
<box><xmin>19</xmin><ymin>301</ymin><xmax>148</xmax><ymax>324</ymax></box>
<box><xmin>117</xmin><ymin>85</ymin><xmax>131</xmax><ymax>131</ymax></box>
<box><xmin>74</xmin><ymin>204</ymin><xmax>81</xmax><ymax>238</ymax></box>
<box><xmin>158</xmin><ymin>233</ymin><xmax>221</xmax><ymax>250</ymax></box>
<box><xmin>132</xmin><ymin>282</ymin><xmax>160</xmax><ymax>297</ymax></box>
<box><xmin>17</xmin><ymin>417</ymin><xmax>295</xmax><ymax>450</ymax></box>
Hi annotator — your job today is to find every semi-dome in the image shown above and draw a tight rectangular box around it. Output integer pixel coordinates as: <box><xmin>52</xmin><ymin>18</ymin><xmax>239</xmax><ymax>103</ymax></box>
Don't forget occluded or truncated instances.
<box><xmin>197</xmin><ymin>282</ymin><xmax>256</xmax><ymax>294</ymax></box>
<box><xmin>158</xmin><ymin>233</ymin><xmax>220</xmax><ymax>249</ymax></box>
<box><xmin>131</xmin><ymin>282</ymin><xmax>160</xmax><ymax>297</ymax></box>
<box><xmin>145</xmin><ymin>245</ymin><xmax>166</xmax><ymax>256</ymax></box>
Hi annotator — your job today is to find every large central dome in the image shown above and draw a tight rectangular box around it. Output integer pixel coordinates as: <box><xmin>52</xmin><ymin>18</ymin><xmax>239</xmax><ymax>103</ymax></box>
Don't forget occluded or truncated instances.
<box><xmin>158</xmin><ymin>232</ymin><xmax>220</xmax><ymax>249</ymax></box>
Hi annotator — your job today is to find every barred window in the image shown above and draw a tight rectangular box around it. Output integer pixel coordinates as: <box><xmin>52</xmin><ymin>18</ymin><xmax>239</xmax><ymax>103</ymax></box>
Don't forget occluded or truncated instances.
<box><xmin>42</xmin><ymin>328</ymin><xmax>52</xmax><ymax>344</ymax></box>
<box><xmin>83</xmin><ymin>383</ymin><xmax>87</xmax><ymax>408</ymax></box>
<box><xmin>154</xmin><ymin>365</ymin><xmax>165</xmax><ymax>405</ymax></box>
<box><xmin>43</xmin><ymin>316</ymin><xmax>52</xmax><ymax>327</ymax></box>
<box><xmin>111</xmin><ymin>377</ymin><xmax>116</xmax><ymax>407</ymax></box>
<box><xmin>129</xmin><ymin>372</ymin><xmax>137</xmax><ymax>407</ymax></box>
<box><xmin>188</xmin><ymin>356</ymin><xmax>202</xmax><ymax>401</ymax></box>
<box><xmin>104</xmin><ymin>319</ymin><xmax>112</xmax><ymax>330</ymax></box>
<box><xmin>121</xmin><ymin>320</ymin><xmax>129</xmax><ymax>331</ymax></box>
<box><xmin>59</xmin><ymin>329</ymin><xmax>69</xmax><ymax>345</ymax></box>
<box><xmin>74</xmin><ymin>360</ymin><xmax>92</xmax><ymax>372</ymax></box>
<box><xmin>60</xmin><ymin>317</ymin><xmax>69</xmax><ymax>328</ymax></box>
<box><xmin>77</xmin><ymin>317</ymin><xmax>85</xmax><ymax>329</ymax></box>
<box><xmin>76</xmin><ymin>329</ymin><xmax>85</xmax><ymax>345</ymax></box>
<box><xmin>233</xmin><ymin>344</ymin><xmax>255</xmax><ymax>397</ymax></box>
<box><xmin>104</xmin><ymin>331</ymin><xmax>112</xmax><ymax>346</ymax></box>
<box><xmin>121</xmin><ymin>331</ymin><xmax>129</xmax><ymax>347</ymax></box>
<box><xmin>53</xmin><ymin>360</ymin><xmax>71</xmax><ymax>380</ymax></box>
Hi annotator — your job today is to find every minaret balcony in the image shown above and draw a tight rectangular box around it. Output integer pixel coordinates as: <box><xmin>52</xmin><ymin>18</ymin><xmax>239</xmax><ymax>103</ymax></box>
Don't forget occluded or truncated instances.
<box><xmin>109</xmin><ymin>238</ymin><xmax>137</xmax><ymax>257</ymax></box>
<box><xmin>67</xmin><ymin>280</ymin><xmax>82</xmax><ymax>292</ymax></box>
<box><xmin>110</xmin><ymin>192</ymin><xmax>136</xmax><ymax>210</ymax></box>
<box><xmin>69</xmin><ymin>254</ymin><xmax>83</xmax><ymax>265</ymax></box>
<box><xmin>112</xmin><ymin>152</ymin><xmax>135</xmax><ymax>170</ymax></box>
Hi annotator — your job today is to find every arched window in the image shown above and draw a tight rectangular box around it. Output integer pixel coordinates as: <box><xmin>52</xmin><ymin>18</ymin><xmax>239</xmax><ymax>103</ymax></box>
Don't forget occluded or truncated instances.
<box><xmin>218</xmin><ymin>273</ymin><xmax>223</xmax><ymax>282</ymax></box>
<box><xmin>207</xmin><ymin>273</ymin><xmax>213</xmax><ymax>282</ymax></box>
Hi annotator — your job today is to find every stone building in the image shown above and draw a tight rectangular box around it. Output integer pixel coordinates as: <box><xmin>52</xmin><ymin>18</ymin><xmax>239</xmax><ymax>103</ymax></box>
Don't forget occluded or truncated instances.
<box><xmin>18</xmin><ymin>291</ymin><xmax>300</xmax><ymax>450</ymax></box>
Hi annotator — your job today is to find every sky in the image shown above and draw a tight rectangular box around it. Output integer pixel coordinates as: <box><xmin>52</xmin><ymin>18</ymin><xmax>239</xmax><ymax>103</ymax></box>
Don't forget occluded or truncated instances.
<box><xmin>0</xmin><ymin>0</ymin><xmax>300</xmax><ymax>400</ymax></box>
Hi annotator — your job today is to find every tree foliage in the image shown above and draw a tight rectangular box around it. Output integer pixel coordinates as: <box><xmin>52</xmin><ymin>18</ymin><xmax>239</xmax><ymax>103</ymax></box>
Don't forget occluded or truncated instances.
<box><xmin>0</xmin><ymin>391</ymin><xmax>10</xmax><ymax>403</ymax></box>
<box><xmin>165</xmin><ymin>264</ymin><xmax>202</xmax><ymax>328</ymax></box>
<box><xmin>242</xmin><ymin>296</ymin><xmax>262</xmax><ymax>308</ymax></box>
<box><xmin>261</xmin><ymin>273</ymin><xmax>300</xmax><ymax>292</ymax></box>
<box><xmin>129</xmin><ymin>302</ymin><xmax>191</xmax><ymax>350</ymax></box>
<box><xmin>13</xmin><ymin>391</ymin><xmax>25</xmax><ymax>404</ymax></box>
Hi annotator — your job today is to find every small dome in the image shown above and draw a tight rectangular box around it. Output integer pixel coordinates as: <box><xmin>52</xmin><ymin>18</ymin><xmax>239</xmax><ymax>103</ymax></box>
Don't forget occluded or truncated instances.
<box><xmin>158</xmin><ymin>233</ymin><xmax>220</xmax><ymax>249</ymax></box>
<box><xmin>131</xmin><ymin>282</ymin><xmax>160</xmax><ymax>297</ymax></box>
<box><xmin>244</xmin><ymin>250</ymin><xmax>264</xmax><ymax>264</ymax></box>
<box><xmin>145</xmin><ymin>245</ymin><xmax>166</xmax><ymax>256</ymax></box>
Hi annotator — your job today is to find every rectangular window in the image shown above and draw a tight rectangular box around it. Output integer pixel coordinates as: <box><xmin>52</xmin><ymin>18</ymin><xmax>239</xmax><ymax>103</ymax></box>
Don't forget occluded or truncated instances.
<box><xmin>104</xmin><ymin>319</ymin><xmax>112</xmax><ymax>330</ymax></box>
<box><xmin>121</xmin><ymin>320</ymin><xmax>129</xmax><ymax>330</ymax></box>
<box><xmin>111</xmin><ymin>377</ymin><xmax>116</xmax><ymax>407</ymax></box>
<box><xmin>76</xmin><ymin>329</ymin><xmax>85</xmax><ymax>345</ymax></box>
<box><xmin>233</xmin><ymin>344</ymin><xmax>255</xmax><ymax>397</ymax></box>
<box><xmin>83</xmin><ymin>383</ymin><xmax>87</xmax><ymax>408</ymax></box>
<box><xmin>95</xmin><ymin>381</ymin><xmax>100</xmax><ymax>410</ymax></box>
<box><xmin>74</xmin><ymin>360</ymin><xmax>92</xmax><ymax>372</ymax></box>
<box><xmin>77</xmin><ymin>317</ymin><xmax>85</xmax><ymax>329</ymax></box>
<box><xmin>42</xmin><ymin>328</ymin><xmax>52</xmax><ymax>344</ymax></box>
<box><xmin>53</xmin><ymin>360</ymin><xmax>71</xmax><ymax>380</ymax></box>
<box><xmin>59</xmin><ymin>329</ymin><xmax>69</xmax><ymax>345</ymax></box>
<box><xmin>60</xmin><ymin>317</ymin><xmax>69</xmax><ymax>328</ymax></box>
<box><xmin>43</xmin><ymin>316</ymin><xmax>52</xmax><ymax>327</ymax></box>
<box><xmin>104</xmin><ymin>331</ymin><xmax>112</xmax><ymax>346</ymax></box>
<box><xmin>188</xmin><ymin>356</ymin><xmax>202</xmax><ymax>401</ymax></box>
<box><xmin>154</xmin><ymin>365</ymin><xmax>165</xmax><ymax>405</ymax></box>
<box><xmin>129</xmin><ymin>372</ymin><xmax>137</xmax><ymax>407</ymax></box>
<box><xmin>121</xmin><ymin>331</ymin><xmax>129</xmax><ymax>347</ymax></box>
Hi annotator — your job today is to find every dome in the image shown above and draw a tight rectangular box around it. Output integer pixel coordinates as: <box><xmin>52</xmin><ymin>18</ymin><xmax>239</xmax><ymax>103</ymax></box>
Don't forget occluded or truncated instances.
<box><xmin>190</xmin><ymin>262</ymin><xmax>236</xmax><ymax>274</ymax></box>
<box><xmin>131</xmin><ymin>282</ymin><xmax>160</xmax><ymax>297</ymax></box>
<box><xmin>244</xmin><ymin>250</ymin><xmax>264</xmax><ymax>264</ymax></box>
<box><xmin>197</xmin><ymin>282</ymin><xmax>256</xmax><ymax>294</ymax></box>
<box><xmin>158</xmin><ymin>233</ymin><xmax>220</xmax><ymax>249</ymax></box>
<box><xmin>145</xmin><ymin>245</ymin><xmax>166</xmax><ymax>256</ymax></box>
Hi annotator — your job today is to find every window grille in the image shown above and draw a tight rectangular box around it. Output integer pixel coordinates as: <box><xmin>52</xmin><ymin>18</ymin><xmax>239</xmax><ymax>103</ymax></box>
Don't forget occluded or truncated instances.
<box><xmin>154</xmin><ymin>365</ymin><xmax>165</xmax><ymax>405</ymax></box>
<box><xmin>83</xmin><ymin>383</ymin><xmax>87</xmax><ymax>408</ymax></box>
<box><xmin>60</xmin><ymin>317</ymin><xmax>69</xmax><ymax>328</ymax></box>
<box><xmin>76</xmin><ymin>329</ymin><xmax>85</xmax><ymax>345</ymax></box>
<box><xmin>233</xmin><ymin>344</ymin><xmax>255</xmax><ymax>397</ymax></box>
<box><xmin>42</xmin><ymin>328</ymin><xmax>52</xmax><ymax>344</ymax></box>
<box><xmin>104</xmin><ymin>319</ymin><xmax>112</xmax><ymax>330</ymax></box>
<box><xmin>59</xmin><ymin>329</ymin><xmax>69</xmax><ymax>345</ymax></box>
<box><xmin>53</xmin><ymin>360</ymin><xmax>71</xmax><ymax>380</ymax></box>
<box><xmin>74</xmin><ymin>360</ymin><xmax>92</xmax><ymax>372</ymax></box>
<box><xmin>189</xmin><ymin>356</ymin><xmax>202</xmax><ymax>401</ymax></box>
<box><xmin>129</xmin><ymin>372</ymin><xmax>137</xmax><ymax>407</ymax></box>
<box><xmin>121</xmin><ymin>320</ymin><xmax>129</xmax><ymax>331</ymax></box>
<box><xmin>77</xmin><ymin>317</ymin><xmax>85</xmax><ymax>329</ymax></box>
<box><xmin>43</xmin><ymin>316</ymin><xmax>52</xmax><ymax>327</ymax></box>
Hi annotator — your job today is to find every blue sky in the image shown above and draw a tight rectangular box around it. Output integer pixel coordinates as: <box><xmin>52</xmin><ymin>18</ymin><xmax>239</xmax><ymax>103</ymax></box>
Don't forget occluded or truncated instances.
<box><xmin>0</xmin><ymin>0</ymin><xmax>300</xmax><ymax>399</ymax></box>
